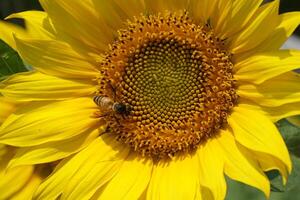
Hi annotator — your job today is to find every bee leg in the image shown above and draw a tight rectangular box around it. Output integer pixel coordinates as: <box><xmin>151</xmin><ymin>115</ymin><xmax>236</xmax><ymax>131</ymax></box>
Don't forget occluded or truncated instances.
<box><xmin>92</xmin><ymin>111</ymin><xmax>110</xmax><ymax>118</ymax></box>
<box><xmin>98</xmin><ymin>113</ymin><xmax>109</xmax><ymax>118</ymax></box>
<box><xmin>98</xmin><ymin>111</ymin><xmax>111</xmax><ymax>118</ymax></box>
<box><xmin>91</xmin><ymin>110</ymin><xmax>102</xmax><ymax>118</ymax></box>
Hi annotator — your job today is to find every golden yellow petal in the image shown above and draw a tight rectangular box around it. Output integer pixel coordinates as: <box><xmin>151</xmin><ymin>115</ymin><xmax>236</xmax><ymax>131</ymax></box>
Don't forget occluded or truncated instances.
<box><xmin>215</xmin><ymin>0</ymin><xmax>263</xmax><ymax>38</ymax></box>
<box><xmin>238</xmin><ymin>72</ymin><xmax>300</xmax><ymax>107</ymax></box>
<box><xmin>267</xmin><ymin>103</ymin><xmax>300</xmax><ymax>122</ymax></box>
<box><xmin>234</xmin><ymin>50</ymin><xmax>300</xmax><ymax>84</ymax></box>
<box><xmin>189</xmin><ymin>0</ymin><xmax>217</xmax><ymax>24</ymax></box>
<box><xmin>229</xmin><ymin>105</ymin><xmax>291</xmax><ymax>174</ymax></box>
<box><xmin>8</xmin><ymin>128</ymin><xmax>100</xmax><ymax>168</ymax></box>
<box><xmin>236</xmin><ymin>99</ymin><xmax>300</xmax><ymax>123</ymax></box>
<box><xmin>93</xmin><ymin>0</ymin><xmax>145</xmax><ymax>32</ymax></box>
<box><xmin>99</xmin><ymin>153</ymin><xmax>153</xmax><ymax>200</ymax></box>
<box><xmin>238</xmin><ymin>12</ymin><xmax>300</xmax><ymax>59</ymax></box>
<box><xmin>40</xmin><ymin>0</ymin><xmax>114</xmax><ymax>53</ymax></box>
<box><xmin>0</xmin><ymin>21</ymin><xmax>27</xmax><ymax>50</ymax></box>
<box><xmin>0</xmin><ymin>11</ymin><xmax>54</xmax><ymax>50</ymax></box>
<box><xmin>197</xmin><ymin>140</ymin><xmax>226</xmax><ymax>200</ymax></box>
<box><xmin>11</xmin><ymin>174</ymin><xmax>42</xmax><ymax>200</ymax></box>
<box><xmin>0</xmin><ymin>97</ymin><xmax>17</xmax><ymax>125</ymax></box>
<box><xmin>0</xmin><ymin>144</ymin><xmax>8</xmax><ymax>161</ymax></box>
<box><xmin>0</xmin><ymin>98</ymin><xmax>99</xmax><ymax>146</ymax></box>
<box><xmin>144</xmin><ymin>0</ymin><xmax>189</xmax><ymax>13</ymax></box>
<box><xmin>210</xmin><ymin>0</ymin><xmax>233</xmax><ymax>30</ymax></box>
<box><xmin>0</xmin><ymin>165</ymin><xmax>34</xmax><ymax>199</ymax></box>
<box><xmin>35</xmin><ymin>136</ymin><xmax>129</xmax><ymax>200</ymax></box>
<box><xmin>6</xmin><ymin>11</ymin><xmax>54</xmax><ymax>39</ymax></box>
<box><xmin>14</xmin><ymin>37</ymin><xmax>99</xmax><ymax>79</ymax></box>
<box><xmin>89</xmin><ymin>187</ymin><xmax>105</xmax><ymax>200</ymax></box>
<box><xmin>230</xmin><ymin>0</ymin><xmax>279</xmax><ymax>53</ymax></box>
<box><xmin>147</xmin><ymin>154</ymin><xmax>200</xmax><ymax>200</ymax></box>
<box><xmin>251</xmin><ymin>151</ymin><xmax>289</xmax><ymax>185</ymax></box>
<box><xmin>216</xmin><ymin>130</ymin><xmax>270</xmax><ymax>198</ymax></box>
<box><xmin>0</xmin><ymin>71</ymin><xmax>96</xmax><ymax>101</ymax></box>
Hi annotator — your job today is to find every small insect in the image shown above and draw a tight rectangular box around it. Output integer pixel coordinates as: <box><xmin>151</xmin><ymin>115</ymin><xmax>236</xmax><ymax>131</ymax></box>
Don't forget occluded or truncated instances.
<box><xmin>93</xmin><ymin>96</ymin><xmax>131</xmax><ymax>117</ymax></box>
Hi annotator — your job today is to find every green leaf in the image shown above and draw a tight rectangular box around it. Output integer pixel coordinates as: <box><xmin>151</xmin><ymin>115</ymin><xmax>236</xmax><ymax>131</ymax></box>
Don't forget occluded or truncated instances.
<box><xmin>276</xmin><ymin>119</ymin><xmax>300</xmax><ymax>158</ymax></box>
<box><xmin>225</xmin><ymin>177</ymin><xmax>265</xmax><ymax>200</ymax></box>
<box><xmin>286</xmin><ymin>136</ymin><xmax>300</xmax><ymax>158</ymax></box>
<box><xmin>266</xmin><ymin>170</ymin><xmax>285</xmax><ymax>193</ymax></box>
<box><xmin>0</xmin><ymin>39</ymin><xmax>28</xmax><ymax>80</ymax></box>
<box><xmin>284</xmin><ymin>155</ymin><xmax>300</xmax><ymax>191</ymax></box>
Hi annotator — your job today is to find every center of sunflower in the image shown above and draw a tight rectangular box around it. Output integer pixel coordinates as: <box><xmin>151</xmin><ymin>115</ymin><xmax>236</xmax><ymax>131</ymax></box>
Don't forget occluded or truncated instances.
<box><xmin>96</xmin><ymin>11</ymin><xmax>238</xmax><ymax>158</ymax></box>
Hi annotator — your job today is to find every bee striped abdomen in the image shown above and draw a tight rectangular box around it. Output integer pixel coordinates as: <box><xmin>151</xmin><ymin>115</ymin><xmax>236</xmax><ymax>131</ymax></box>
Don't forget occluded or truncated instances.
<box><xmin>93</xmin><ymin>96</ymin><xmax>113</xmax><ymax>108</ymax></box>
<box><xmin>93</xmin><ymin>96</ymin><xmax>131</xmax><ymax>116</ymax></box>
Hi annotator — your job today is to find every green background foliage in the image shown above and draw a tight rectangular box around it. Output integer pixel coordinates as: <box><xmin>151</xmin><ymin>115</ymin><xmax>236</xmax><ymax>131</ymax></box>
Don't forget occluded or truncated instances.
<box><xmin>0</xmin><ymin>40</ymin><xmax>27</xmax><ymax>81</ymax></box>
<box><xmin>0</xmin><ymin>1</ymin><xmax>300</xmax><ymax>200</ymax></box>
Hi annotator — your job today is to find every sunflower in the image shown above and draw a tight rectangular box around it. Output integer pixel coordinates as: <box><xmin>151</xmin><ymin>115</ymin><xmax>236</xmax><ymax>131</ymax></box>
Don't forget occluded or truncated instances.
<box><xmin>0</xmin><ymin>0</ymin><xmax>300</xmax><ymax>199</ymax></box>
<box><xmin>0</xmin><ymin>98</ymin><xmax>54</xmax><ymax>200</ymax></box>
<box><xmin>0</xmin><ymin>144</ymin><xmax>55</xmax><ymax>200</ymax></box>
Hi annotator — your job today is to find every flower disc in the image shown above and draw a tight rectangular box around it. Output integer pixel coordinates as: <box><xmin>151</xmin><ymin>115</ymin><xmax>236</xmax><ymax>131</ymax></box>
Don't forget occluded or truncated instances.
<box><xmin>97</xmin><ymin>11</ymin><xmax>238</xmax><ymax>158</ymax></box>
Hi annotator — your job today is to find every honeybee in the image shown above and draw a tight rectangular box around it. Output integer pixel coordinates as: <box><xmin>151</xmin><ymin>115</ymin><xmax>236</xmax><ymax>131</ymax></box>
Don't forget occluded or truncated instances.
<box><xmin>93</xmin><ymin>96</ymin><xmax>131</xmax><ymax>117</ymax></box>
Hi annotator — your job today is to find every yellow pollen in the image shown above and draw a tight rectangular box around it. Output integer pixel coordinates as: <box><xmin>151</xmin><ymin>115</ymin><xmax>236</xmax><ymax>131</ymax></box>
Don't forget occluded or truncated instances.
<box><xmin>96</xmin><ymin>11</ymin><xmax>238</xmax><ymax>159</ymax></box>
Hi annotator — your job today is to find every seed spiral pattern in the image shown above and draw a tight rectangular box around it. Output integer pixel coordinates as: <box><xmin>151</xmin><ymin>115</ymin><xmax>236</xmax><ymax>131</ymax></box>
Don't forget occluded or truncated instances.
<box><xmin>96</xmin><ymin>11</ymin><xmax>238</xmax><ymax>158</ymax></box>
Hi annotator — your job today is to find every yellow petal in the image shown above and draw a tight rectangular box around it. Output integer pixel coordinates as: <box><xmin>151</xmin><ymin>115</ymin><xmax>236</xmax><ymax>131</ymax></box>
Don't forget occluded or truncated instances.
<box><xmin>61</xmin><ymin>148</ymin><xmax>129</xmax><ymax>200</ymax></box>
<box><xmin>8</xmin><ymin>128</ymin><xmax>101</xmax><ymax>168</ymax></box>
<box><xmin>99</xmin><ymin>153</ymin><xmax>153</xmax><ymax>200</ymax></box>
<box><xmin>0</xmin><ymin>71</ymin><xmax>95</xmax><ymax>101</ymax></box>
<box><xmin>238</xmin><ymin>72</ymin><xmax>300</xmax><ymax>107</ymax></box>
<box><xmin>0</xmin><ymin>11</ymin><xmax>54</xmax><ymax>50</ymax></box>
<box><xmin>267</xmin><ymin>103</ymin><xmax>300</xmax><ymax>122</ymax></box>
<box><xmin>229</xmin><ymin>104</ymin><xmax>291</xmax><ymax>174</ymax></box>
<box><xmin>14</xmin><ymin>37</ymin><xmax>99</xmax><ymax>79</ymax></box>
<box><xmin>144</xmin><ymin>0</ymin><xmax>189</xmax><ymax>13</ymax></box>
<box><xmin>6</xmin><ymin>11</ymin><xmax>54</xmax><ymax>40</ymax></box>
<box><xmin>35</xmin><ymin>136</ymin><xmax>129</xmax><ymax>200</ymax></box>
<box><xmin>11</xmin><ymin>174</ymin><xmax>42</xmax><ymax>200</ymax></box>
<box><xmin>40</xmin><ymin>0</ymin><xmax>114</xmax><ymax>53</ymax></box>
<box><xmin>230</xmin><ymin>0</ymin><xmax>279</xmax><ymax>53</ymax></box>
<box><xmin>234</xmin><ymin>50</ymin><xmax>300</xmax><ymax>84</ymax></box>
<box><xmin>147</xmin><ymin>155</ymin><xmax>200</xmax><ymax>200</ymax></box>
<box><xmin>0</xmin><ymin>145</ymin><xmax>13</xmax><ymax>171</ymax></box>
<box><xmin>189</xmin><ymin>0</ymin><xmax>217</xmax><ymax>24</ymax></box>
<box><xmin>251</xmin><ymin>151</ymin><xmax>289</xmax><ymax>185</ymax></box>
<box><xmin>0</xmin><ymin>144</ymin><xmax>8</xmax><ymax>161</ymax></box>
<box><xmin>243</xmin><ymin>12</ymin><xmax>300</xmax><ymax>57</ymax></box>
<box><xmin>90</xmin><ymin>187</ymin><xmax>105</xmax><ymax>200</ymax></box>
<box><xmin>237</xmin><ymin>99</ymin><xmax>300</xmax><ymax>122</ymax></box>
<box><xmin>0</xmin><ymin>98</ymin><xmax>99</xmax><ymax>146</ymax></box>
<box><xmin>94</xmin><ymin>0</ymin><xmax>145</xmax><ymax>32</ymax></box>
<box><xmin>0</xmin><ymin>97</ymin><xmax>17</xmax><ymax>124</ymax></box>
<box><xmin>216</xmin><ymin>130</ymin><xmax>270</xmax><ymax>198</ymax></box>
<box><xmin>0</xmin><ymin>165</ymin><xmax>34</xmax><ymax>199</ymax></box>
<box><xmin>210</xmin><ymin>0</ymin><xmax>233</xmax><ymax>30</ymax></box>
<box><xmin>215</xmin><ymin>0</ymin><xmax>263</xmax><ymax>38</ymax></box>
<box><xmin>197</xmin><ymin>140</ymin><xmax>226</xmax><ymax>200</ymax></box>
<box><xmin>0</xmin><ymin>21</ymin><xmax>27</xmax><ymax>50</ymax></box>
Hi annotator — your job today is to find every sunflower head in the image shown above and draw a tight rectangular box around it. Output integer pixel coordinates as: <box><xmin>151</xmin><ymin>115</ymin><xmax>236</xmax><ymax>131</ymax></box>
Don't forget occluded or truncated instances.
<box><xmin>96</xmin><ymin>11</ymin><xmax>238</xmax><ymax>158</ymax></box>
